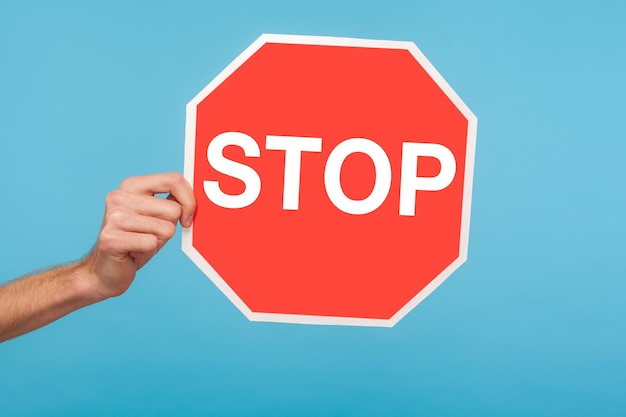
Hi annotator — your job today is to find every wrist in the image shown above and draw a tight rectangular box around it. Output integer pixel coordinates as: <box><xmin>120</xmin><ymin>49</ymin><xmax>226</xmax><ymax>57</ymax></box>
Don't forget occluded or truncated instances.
<box><xmin>71</xmin><ymin>255</ymin><xmax>110</xmax><ymax>305</ymax></box>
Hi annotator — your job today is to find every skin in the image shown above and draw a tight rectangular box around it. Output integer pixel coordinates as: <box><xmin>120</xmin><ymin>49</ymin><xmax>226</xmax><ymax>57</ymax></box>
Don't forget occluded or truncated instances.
<box><xmin>0</xmin><ymin>172</ymin><xmax>196</xmax><ymax>343</ymax></box>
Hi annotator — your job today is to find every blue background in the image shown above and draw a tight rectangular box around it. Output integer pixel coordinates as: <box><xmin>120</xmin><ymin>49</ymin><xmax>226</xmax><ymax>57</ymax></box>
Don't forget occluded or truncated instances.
<box><xmin>1</xmin><ymin>1</ymin><xmax>625</xmax><ymax>416</ymax></box>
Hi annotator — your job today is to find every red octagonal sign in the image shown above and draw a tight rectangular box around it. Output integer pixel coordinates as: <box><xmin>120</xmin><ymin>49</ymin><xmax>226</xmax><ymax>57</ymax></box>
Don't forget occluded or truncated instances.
<box><xmin>183</xmin><ymin>34</ymin><xmax>477</xmax><ymax>327</ymax></box>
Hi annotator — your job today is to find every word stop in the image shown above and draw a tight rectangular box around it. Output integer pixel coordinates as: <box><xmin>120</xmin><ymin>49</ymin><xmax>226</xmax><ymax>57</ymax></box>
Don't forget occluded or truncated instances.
<box><xmin>203</xmin><ymin>132</ymin><xmax>456</xmax><ymax>216</ymax></box>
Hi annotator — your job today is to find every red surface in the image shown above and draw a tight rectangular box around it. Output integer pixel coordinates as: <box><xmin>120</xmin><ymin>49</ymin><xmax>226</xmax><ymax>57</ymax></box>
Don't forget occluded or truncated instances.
<box><xmin>192</xmin><ymin>43</ymin><xmax>468</xmax><ymax>319</ymax></box>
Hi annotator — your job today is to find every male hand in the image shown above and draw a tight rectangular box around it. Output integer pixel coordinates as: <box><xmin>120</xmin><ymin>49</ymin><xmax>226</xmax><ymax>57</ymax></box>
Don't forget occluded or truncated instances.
<box><xmin>82</xmin><ymin>172</ymin><xmax>196</xmax><ymax>300</ymax></box>
<box><xmin>0</xmin><ymin>172</ymin><xmax>196</xmax><ymax>343</ymax></box>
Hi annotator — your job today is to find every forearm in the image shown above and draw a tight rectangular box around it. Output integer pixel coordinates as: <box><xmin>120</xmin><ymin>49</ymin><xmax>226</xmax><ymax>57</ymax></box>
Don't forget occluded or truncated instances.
<box><xmin>0</xmin><ymin>260</ymin><xmax>103</xmax><ymax>343</ymax></box>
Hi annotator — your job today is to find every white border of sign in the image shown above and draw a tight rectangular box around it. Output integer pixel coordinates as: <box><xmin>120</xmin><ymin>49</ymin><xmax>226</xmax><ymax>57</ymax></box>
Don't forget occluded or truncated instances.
<box><xmin>183</xmin><ymin>33</ymin><xmax>477</xmax><ymax>327</ymax></box>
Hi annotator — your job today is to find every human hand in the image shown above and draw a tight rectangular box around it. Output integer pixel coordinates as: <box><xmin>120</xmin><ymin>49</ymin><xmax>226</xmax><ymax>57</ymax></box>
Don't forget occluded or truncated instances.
<box><xmin>81</xmin><ymin>173</ymin><xmax>196</xmax><ymax>300</ymax></box>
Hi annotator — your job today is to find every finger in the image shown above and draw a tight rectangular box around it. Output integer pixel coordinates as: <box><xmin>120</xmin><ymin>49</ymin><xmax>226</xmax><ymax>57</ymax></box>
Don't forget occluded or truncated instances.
<box><xmin>106</xmin><ymin>190</ymin><xmax>182</xmax><ymax>224</ymax></box>
<box><xmin>98</xmin><ymin>229</ymin><xmax>159</xmax><ymax>259</ymax></box>
<box><xmin>104</xmin><ymin>210</ymin><xmax>177</xmax><ymax>246</ymax></box>
<box><xmin>166</xmin><ymin>193</ymin><xmax>194</xmax><ymax>227</ymax></box>
<box><xmin>97</xmin><ymin>230</ymin><xmax>158</xmax><ymax>271</ymax></box>
<box><xmin>119</xmin><ymin>173</ymin><xmax>196</xmax><ymax>227</ymax></box>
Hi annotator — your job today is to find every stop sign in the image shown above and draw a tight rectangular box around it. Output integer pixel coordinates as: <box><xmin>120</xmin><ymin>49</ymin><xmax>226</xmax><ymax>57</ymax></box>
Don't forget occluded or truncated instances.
<box><xmin>183</xmin><ymin>34</ymin><xmax>477</xmax><ymax>327</ymax></box>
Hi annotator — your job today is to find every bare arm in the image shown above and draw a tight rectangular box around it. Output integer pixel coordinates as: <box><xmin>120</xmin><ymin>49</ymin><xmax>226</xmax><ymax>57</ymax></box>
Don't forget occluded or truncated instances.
<box><xmin>0</xmin><ymin>172</ymin><xmax>196</xmax><ymax>343</ymax></box>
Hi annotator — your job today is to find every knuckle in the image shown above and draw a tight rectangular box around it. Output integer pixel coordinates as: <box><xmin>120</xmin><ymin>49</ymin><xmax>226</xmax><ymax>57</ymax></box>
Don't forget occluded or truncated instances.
<box><xmin>119</xmin><ymin>176</ymin><xmax>137</xmax><ymax>190</ymax></box>
<box><xmin>97</xmin><ymin>230</ymin><xmax>117</xmax><ymax>253</ymax></box>
<box><xmin>105</xmin><ymin>190</ymin><xmax>124</xmax><ymax>208</ymax></box>
<box><xmin>156</xmin><ymin>220</ymin><xmax>176</xmax><ymax>240</ymax></box>
<box><xmin>145</xmin><ymin>234</ymin><xmax>159</xmax><ymax>251</ymax></box>
<box><xmin>168</xmin><ymin>172</ymin><xmax>185</xmax><ymax>184</ymax></box>
<box><xmin>169</xmin><ymin>172</ymin><xmax>189</xmax><ymax>192</ymax></box>
<box><xmin>105</xmin><ymin>209</ymin><xmax>127</xmax><ymax>227</ymax></box>
<box><xmin>163</xmin><ymin>222</ymin><xmax>177</xmax><ymax>239</ymax></box>
<box><xmin>170</xmin><ymin>202</ymin><xmax>183</xmax><ymax>220</ymax></box>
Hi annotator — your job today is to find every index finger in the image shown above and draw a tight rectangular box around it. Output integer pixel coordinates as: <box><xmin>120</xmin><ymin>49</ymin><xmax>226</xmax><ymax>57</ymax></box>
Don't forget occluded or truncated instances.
<box><xmin>119</xmin><ymin>172</ymin><xmax>196</xmax><ymax>227</ymax></box>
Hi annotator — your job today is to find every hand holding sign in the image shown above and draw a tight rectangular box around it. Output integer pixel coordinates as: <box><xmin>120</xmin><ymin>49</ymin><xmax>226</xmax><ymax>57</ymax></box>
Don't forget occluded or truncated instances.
<box><xmin>84</xmin><ymin>172</ymin><xmax>196</xmax><ymax>299</ymax></box>
<box><xmin>1</xmin><ymin>173</ymin><xmax>195</xmax><ymax>343</ymax></box>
